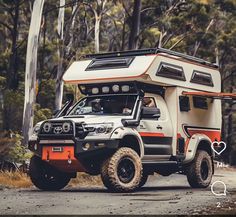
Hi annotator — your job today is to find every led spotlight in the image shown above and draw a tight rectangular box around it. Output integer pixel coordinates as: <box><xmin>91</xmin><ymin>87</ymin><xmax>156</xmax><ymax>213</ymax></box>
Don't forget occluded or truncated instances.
<box><xmin>92</xmin><ymin>87</ymin><xmax>99</xmax><ymax>94</ymax></box>
<box><xmin>112</xmin><ymin>85</ymin><xmax>120</xmax><ymax>93</ymax></box>
<box><xmin>121</xmin><ymin>85</ymin><xmax>130</xmax><ymax>92</ymax></box>
<box><xmin>62</xmin><ymin>122</ymin><xmax>71</xmax><ymax>133</ymax></box>
<box><xmin>102</xmin><ymin>86</ymin><xmax>110</xmax><ymax>93</ymax></box>
<box><xmin>43</xmin><ymin>122</ymin><xmax>51</xmax><ymax>133</ymax></box>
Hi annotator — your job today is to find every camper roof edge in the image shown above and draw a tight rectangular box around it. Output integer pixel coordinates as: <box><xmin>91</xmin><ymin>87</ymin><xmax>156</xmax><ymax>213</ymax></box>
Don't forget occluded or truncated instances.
<box><xmin>85</xmin><ymin>48</ymin><xmax>218</xmax><ymax>69</ymax></box>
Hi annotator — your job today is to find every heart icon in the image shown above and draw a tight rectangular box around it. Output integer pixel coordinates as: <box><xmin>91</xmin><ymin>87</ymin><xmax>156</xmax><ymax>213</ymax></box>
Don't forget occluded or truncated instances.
<box><xmin>211</xmin><ymin>141</ymin><xmax>227</xmax><ymax>155</ymax></box>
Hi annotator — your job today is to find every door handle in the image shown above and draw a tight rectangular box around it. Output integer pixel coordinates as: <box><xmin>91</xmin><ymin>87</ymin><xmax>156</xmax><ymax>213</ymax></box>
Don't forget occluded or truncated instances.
<box><xmin>156</xmin><ymin>125</ymin><xmax>162</xmax><ymax>130</ymax></box>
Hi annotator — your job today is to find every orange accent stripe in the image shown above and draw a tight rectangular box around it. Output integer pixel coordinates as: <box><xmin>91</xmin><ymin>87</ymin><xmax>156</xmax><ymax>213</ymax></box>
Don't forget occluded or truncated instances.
<box><xmin>188</xmin><ymin>129</ymin><xmax>221</xmax><ymax>142</ymax></box>
<box><xmin>177</xmin><ymin>133</ymin><xmax>182</xmax><ymax>139</ymax></box>
<box><xmin>64</xmin><ymin>74</ymin><xmax>146</xmax><ymax>84</ymax></box>
<box><xmin>182</xmin><ymin>91</ymin><xmax>236</xmax><ymax>99</ymax></box>
<box><xmin>139</xmin><ymin>132</ymin><xmax>165</xmax><ymax>137</ymax></box>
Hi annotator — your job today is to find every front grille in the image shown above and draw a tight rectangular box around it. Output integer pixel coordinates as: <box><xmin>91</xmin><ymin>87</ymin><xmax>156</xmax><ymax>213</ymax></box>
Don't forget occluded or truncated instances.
<box><xmin>39</xmin><ymin>121</ymin><xmax>74</xmax><ymax>138</ymax></box>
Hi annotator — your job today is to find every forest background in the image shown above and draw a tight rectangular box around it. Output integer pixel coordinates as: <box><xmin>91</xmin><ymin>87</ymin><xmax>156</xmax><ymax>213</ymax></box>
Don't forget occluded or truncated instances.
<box><xmin>0</xmin><ymin>0</ymin><xmax>236</xmax><ymax>165</ymax></box>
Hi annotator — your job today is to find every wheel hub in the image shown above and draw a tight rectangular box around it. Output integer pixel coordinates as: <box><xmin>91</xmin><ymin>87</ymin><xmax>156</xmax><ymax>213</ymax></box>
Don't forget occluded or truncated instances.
<box><xmin>117</xmin><ymin>157</ymin><xmax>135</xmax><ymax>183</ymax></box>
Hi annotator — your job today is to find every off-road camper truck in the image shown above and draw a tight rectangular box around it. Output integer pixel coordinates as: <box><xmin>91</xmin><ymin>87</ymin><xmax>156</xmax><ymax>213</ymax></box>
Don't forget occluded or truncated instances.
<box><xmin>28</xmin><ymin>48</ymin><xmax>235</xmax><ymax>192</ymax></box>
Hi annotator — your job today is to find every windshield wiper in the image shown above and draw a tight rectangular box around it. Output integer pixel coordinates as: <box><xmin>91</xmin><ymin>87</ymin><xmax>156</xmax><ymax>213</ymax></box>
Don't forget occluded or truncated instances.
<box><xmin>63</xmin><ymin>115</ymin><xmax>85</xmax><ymax>118</ymax></box>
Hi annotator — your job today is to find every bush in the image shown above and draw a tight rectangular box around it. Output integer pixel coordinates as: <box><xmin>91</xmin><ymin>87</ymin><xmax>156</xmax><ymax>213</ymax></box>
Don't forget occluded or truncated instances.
<box><xmin>0</xmin><ymin>132</ymin><xmax>31</xmax><ymax>164</ymax></box>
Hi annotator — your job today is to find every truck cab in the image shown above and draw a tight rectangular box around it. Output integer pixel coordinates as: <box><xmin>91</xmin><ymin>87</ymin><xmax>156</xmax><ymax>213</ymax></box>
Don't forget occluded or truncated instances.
<box><xmin>28</xmin><ymin>48</ymin><xmax>225</xmax><ymax>192</ymax></box>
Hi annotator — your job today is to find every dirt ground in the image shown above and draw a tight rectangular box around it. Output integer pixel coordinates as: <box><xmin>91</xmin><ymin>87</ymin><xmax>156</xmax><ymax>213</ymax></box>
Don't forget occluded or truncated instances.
<box><xmin>0</xmin><ymin>167</ymin><xmax>235</xmax><ymax>215</ymax></box>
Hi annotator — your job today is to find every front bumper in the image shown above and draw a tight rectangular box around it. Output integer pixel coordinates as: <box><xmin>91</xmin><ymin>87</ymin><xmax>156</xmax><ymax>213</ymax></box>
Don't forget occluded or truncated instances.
<box><xmin>28</xmin><ymin>138</ymin><xmax>120</xmax><ymax>158</ymax></box>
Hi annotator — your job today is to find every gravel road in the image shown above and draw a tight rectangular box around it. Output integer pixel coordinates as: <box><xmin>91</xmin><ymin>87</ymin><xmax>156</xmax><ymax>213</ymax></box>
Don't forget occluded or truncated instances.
<box><xmin>0</xmin><ymin>168</ymin><xmax>236</xmax><ymax>215</ymax></box>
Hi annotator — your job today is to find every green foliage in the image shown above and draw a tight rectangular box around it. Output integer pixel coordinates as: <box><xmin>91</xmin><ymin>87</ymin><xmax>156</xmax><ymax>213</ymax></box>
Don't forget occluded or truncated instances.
<box><xmin>0</xmin><ymin>132</ymin><xmax>31</xmax><ymax>163</ymax></box>
<box><xmin>34</xmin><ymin>104</ymin><xmax>52</xmax><ymax>125</ymax></box>
<box><xmin>3</xmin><ymin>90</ymin><xmax>24</xmax><ymax>131</ymax></box>
<box><xmin>0</xmin><ymin>0</ymin><xmax>236</xmax><ymax>162</ymax></box>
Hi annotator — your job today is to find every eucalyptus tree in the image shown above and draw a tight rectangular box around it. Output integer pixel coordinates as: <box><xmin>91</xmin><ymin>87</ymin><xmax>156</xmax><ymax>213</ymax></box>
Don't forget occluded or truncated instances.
<box><xmin>22</xmin><ymin>0</ymin><xmax>45</xmax><ymax>145</ymax></box>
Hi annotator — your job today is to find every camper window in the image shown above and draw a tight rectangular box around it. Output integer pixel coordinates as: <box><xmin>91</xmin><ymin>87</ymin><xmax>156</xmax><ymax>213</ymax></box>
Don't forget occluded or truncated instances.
<box><xmin>190</xmin><ymin>70</ymin><xmax>214</xmax><ymax>87</ymax></box>
<box><xmin>156</xmin><ymin>62</ymin><xmax>186</xmax><ymax>81</ymax></box>
<box><xmin>179</xmin><ymin>96</ymin><xmax>190</xmax><ymax>112</ymax></box>
<box><xmin>193</xmin><ymin>96</ymin><xmax>208</xmax><ymax>109</ymax></box>
<box><xmin>85</xmin><ymin>57</ymin><xmax>134</xmax><ymax>71</ymax></box>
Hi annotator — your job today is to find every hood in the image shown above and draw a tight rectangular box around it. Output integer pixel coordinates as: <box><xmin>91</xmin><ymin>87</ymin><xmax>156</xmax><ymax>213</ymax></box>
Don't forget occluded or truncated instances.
<box><xmin>48</xmin><ymin>115</ymin><xmax>129</xmax><ymax>127</ymax></box>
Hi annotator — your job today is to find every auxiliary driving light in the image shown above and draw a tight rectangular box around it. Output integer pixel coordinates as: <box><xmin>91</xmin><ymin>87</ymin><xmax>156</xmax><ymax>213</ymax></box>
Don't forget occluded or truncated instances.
<box><xmin>112</xmin><ymin>85</ymin><xmax>120</xmax><ymax>92</ymax></box>
<box><xmin>92</xmin><ymin>87</ymin><xmax>99</xmax><ymax>94</ymax></box>
<box><xmin>121</xmin><ymin>85</ymin><xmax>130</xmax><ymax>92</ymax></box>
<box><xmin>43</xmin><ymin>122</ymin><xmax>51</xmax><ymax>133</ymax></box>
<box><xmin>82</xmin><ymin>143</ymin><xmax>91</xmax><ymax>151</ymax></box>
<box><xmin>62</xmin><ymin>122</ymin><xmax>71</xmax><ymax>133</ymax></box>
<box><xmin>102</xmin><ymin>86</ymin><xmax>110</xmax><ymax>93</ymax></box>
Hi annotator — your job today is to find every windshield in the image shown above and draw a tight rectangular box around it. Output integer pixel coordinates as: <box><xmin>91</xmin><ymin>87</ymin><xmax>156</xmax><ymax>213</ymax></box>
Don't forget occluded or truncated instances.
<box><xmin>68</xmin><ymin>95</ymin><xmax>138</xmax><ymax>116</ymax></box>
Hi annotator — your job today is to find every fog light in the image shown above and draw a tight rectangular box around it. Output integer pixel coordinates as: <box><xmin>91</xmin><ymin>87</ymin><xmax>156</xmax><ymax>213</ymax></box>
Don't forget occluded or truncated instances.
<box><xmin>96</xmin><ymin>143</ymin><xmax>105</xmax><ymax>148</ymax></box>
<box><xmin>82</xmin><ymin>143</ymin><xmax>91</xmax><ymax>151</ymax></box>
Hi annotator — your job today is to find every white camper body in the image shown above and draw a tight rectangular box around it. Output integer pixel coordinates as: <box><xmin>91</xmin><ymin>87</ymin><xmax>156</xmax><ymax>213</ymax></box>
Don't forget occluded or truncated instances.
<box><xmin>29</xmin><ymin>48</ymin><xmax>229</xmax><ymax>192</ymax></box>
<box><xmin>63</xmin><ymin>49</ymin><xmax>222</xmax><ymax>163</ymax></box>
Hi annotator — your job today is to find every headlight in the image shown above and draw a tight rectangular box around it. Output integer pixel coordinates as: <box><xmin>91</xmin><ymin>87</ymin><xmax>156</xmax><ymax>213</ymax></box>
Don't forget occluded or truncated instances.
<box><xmin>33</xmin><ymin>123</ymin><xmax>41</xmax><ymax>135</ymax></box>
<box><xmin>84</xmin><ymin>123</ymin><xmax>113</xmax><ymax>136</ymax></box>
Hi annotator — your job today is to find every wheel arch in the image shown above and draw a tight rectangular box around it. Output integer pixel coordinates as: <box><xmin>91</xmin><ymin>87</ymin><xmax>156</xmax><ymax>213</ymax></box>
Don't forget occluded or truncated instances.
<box><xmin>184</xmin><ymin>133</ymin><xmax>214</xmax><ymax>164</ymax></box>
<box><xmin>110</xmin><ymin>127</ymin><xmax>144</xmax><ymax>158</ymax></box>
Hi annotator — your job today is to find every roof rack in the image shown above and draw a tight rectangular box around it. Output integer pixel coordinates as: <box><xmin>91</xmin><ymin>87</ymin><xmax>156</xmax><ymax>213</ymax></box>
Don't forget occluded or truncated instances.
<box><xmin>85</xmin><ymin>48</ymin><xmax>218</xmax><ymax>68</ymax></box>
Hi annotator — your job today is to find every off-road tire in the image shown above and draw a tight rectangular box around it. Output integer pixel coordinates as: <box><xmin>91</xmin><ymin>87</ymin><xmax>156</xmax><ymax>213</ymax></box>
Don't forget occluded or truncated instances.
<box><xmin>29</xmin><ymin>155</ymin><xmax>71</xmax><ymax>191</ymax></box>
<box><xmin>186</xmin><ymin>150</ymin><xmax>213</xmax><ymax>188</ymax></box>
<box><xmin>101</xmin><ymin>147</ymin><xmax>142</xmax><ymax>192</ymax></box>
<box><xmin>138</xmin><ymin>172</ymin><xmax>149</xmax><ymax>188</ymax></box>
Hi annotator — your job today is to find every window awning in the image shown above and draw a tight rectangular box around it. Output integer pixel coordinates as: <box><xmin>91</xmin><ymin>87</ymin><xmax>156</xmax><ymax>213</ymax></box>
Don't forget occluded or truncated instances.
<box><xmin>182</xmin><ymin>91</ymin><xmax>236</xmax><ymax>100</ymax></box>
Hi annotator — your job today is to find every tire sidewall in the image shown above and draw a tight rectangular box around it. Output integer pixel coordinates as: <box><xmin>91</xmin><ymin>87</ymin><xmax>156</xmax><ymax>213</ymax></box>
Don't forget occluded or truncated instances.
<box><xmin>112</xmin><ymin>150</ymin><xmax>142</xmax><ymax>189</ymax></box>
<box><xmin>196</xmin><ymin>151</ymin><xmax>213</xmax><ymax>186</ymax></box>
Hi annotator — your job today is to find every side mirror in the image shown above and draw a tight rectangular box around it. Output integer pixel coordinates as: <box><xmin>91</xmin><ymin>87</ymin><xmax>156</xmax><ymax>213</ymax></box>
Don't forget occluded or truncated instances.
<box><xmin>141</xmin><ymin>107</ymin><xmax>160</xmax><ymax>119</ymax></box>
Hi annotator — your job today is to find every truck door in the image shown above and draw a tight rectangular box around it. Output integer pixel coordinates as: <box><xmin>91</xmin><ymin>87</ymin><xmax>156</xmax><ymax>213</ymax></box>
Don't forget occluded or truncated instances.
<box><xmin>138</xmin><ymin>95</ymin><xmax>173</xmax><ymax>161</ymax></box>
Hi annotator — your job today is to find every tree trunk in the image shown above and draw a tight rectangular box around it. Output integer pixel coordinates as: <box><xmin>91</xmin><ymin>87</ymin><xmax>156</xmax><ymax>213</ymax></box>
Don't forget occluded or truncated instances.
<box><xmin>94</xmin><ymin>13</ymin><xmax>101</xmax><ymax>53</ymax></box>
<box><xmin>7</xmin><ymin>0</ymin><xmax>20</xmax><ymax>90</ymax></box>
<box><xmin>66</xmin><ymin>1</ymin><xmax>79</xmax><ymax>57</ymax></box>
<box><xmin>193</xmin><ymin>19</ymin><xmax>215</xmax><ymax>56</ymax></box>
<box><xmin>128</xmin><ymin>0</ymin><xmax>141</xmax><ymax>50</ymax></box>
<box><xmin>55</xmin><ymin>0</ymin><xmax>65</xmax><ymax>111</ymax></box>
<box><xmin>22</xmin><ymin>0</ymin><xmax>45</xmax><ymax>145</ymax></box>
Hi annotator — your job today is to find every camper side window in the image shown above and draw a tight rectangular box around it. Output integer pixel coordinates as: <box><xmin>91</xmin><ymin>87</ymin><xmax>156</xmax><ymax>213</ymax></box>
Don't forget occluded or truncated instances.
<box><xmin>193</xmin><ymin>96</ymin><xmax>208</xmax><ymax>109</ymax></box>
<box><xmin>179</xmin><ymin>96</ymin><xmax>190</xmax><ymax>112</ymax></box>
<box><xmin>156</xmin><ymin>62</ymin><xmax>186</xmax><ymax>81</ymax></box>
<box><xmin>190</xmin><ymin>70</ymin><xmax>214</xmax><ymax>86</ymax></box>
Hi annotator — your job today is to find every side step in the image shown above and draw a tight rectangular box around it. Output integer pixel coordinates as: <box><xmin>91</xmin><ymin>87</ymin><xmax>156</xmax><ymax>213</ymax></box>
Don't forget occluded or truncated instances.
<box><xmin>142</xmin><ymin>161</ymin><xmax>178</xmax><ymax>166</ymax></box>
<box><xmin>142</xmin><ymin>161</ymin><xmax>182</xmax><ymax>175</ymax></box>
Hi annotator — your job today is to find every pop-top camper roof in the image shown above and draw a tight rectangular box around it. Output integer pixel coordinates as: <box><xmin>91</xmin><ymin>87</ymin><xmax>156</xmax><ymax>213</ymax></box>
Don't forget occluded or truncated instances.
<box><xmin>63</xmin><ymin>48</ymin><xmax>221</xmax><ymax>93</ymax></box>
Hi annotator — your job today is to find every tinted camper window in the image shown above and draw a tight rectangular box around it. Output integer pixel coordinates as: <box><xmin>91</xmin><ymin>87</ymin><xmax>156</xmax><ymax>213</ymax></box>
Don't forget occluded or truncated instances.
<box><xmin>190</xmin><ymin>71</ymin><xmax>214</xmax><ymax>86</ymax></box>
<box><xmin>179</xmin><ymin>96</ymin><xmax>190</xmax><ymax>112</ymax></box>
<box><xmin>156</xmin><ymin>62</ymin><xmax>186</xmax><ymax>81</ymax></box>
<box><xmin>86</xmin><ymin>57</ymin><xmax>134</xmax><ymax>70</ymax></box>
<box><xmin>193</xmin><ymin>96</ymin><xmax>208</xmax><ymax>109</ymax></box>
